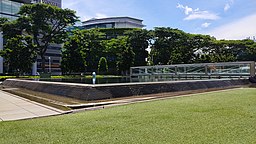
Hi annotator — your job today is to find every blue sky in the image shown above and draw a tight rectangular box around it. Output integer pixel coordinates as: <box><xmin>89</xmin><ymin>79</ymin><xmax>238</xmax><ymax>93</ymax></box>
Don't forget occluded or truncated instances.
<box><xmin>63</xmin><ymin>0</ymin><xmax>256</xmax><ymax>40</ymax></box>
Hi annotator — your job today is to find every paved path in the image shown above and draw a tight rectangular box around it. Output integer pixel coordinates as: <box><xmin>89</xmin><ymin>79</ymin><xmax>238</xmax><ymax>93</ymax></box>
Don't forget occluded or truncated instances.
<box><xmin>0</xmin><ymin>90</ymin><xmax>65</xmax><ymax>121</ymax></box>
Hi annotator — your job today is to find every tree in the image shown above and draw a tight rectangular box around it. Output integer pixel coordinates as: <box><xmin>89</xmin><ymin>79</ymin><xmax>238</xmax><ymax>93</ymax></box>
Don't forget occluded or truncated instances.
<box><xmin>0</xmin><ymin>17</ymin><xmax>9</xmax><ymax>29</ymax></box>
<box><xmin>1</xmin><ymin>18</ymin><xmax>36</xmax><ymax>75</ymax></box>
<box><xmin>104</xmin><ymin>36</ymin><xmax>135</xmax><ymax>74</ymax></box>
<box><xmin>0</xmin><ymin>35</ymin><xmax>36</xmax><ymax>75</ymax></box>
<box><xmin>226</xmin><ymin>39</ymin><xmax>256</xmax><ymax>61</ymax></box>
<box><xmin>190</xmin><ymin>34</ymin><xmax>215</xmax><ymax>63</ymax></box>
<box><xmin>16</xmin><ymin>3</ymin><xmax>78</xmax><ymax>72</ymax></box>
<box><xmin>80</xmin><ymin>29</ymin><xmax>105</xmax><ymax>71</ymax></box>
<box><xmin>208</xmin><ymin>40</ymin><xmax>236</xmax><ymax>62</ymax></box>
<box><xmin>126</xmin><ymin>29</ymin><xmax>150</xmax><ymax>66</ymax></box>
<box><xmin>61</xmin><ymin>31</ymin><xmax>85</xmax><ymax>74</ymax></box>
<box><xmin>151</xmin><ymin>27</ymin><xmax>195</xmax><ymax>65</ymax></box>
<box><xmin>61</xmin><ymin>29</ymin><xmax>105</xmax><ymax>73</ymax></box>
<box><xmin>117</xmin><ymin>44</ymin><xmax>135</xmax><ymax>74</ymax></box>
<box><xmin>98</xmin><ymin>57</ymin><xmax>108</xmax><ymax>74</ymax></box>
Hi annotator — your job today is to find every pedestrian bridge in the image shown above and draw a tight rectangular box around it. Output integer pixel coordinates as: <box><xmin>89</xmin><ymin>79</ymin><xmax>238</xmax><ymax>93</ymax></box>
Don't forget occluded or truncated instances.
<box><xmin>130</xmin><ymin>61</ymin><xmax>255</xmax><ymax>80</ymax></box>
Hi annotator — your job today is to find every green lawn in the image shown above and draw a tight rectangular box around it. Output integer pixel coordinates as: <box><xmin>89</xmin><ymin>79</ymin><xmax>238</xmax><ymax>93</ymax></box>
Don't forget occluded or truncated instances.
<box><xmin>1</xmin><ymin>88</ymin><xmax>256</xmax><ymax>144</ymax></box>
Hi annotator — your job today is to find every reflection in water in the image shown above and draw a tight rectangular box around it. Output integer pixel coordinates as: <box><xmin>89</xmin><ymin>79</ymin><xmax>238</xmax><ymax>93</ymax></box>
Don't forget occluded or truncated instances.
<box><xmin>92</xmin><ymin>78</ymin><xmax>96</xmax><ymax>84</ymax></box>
<box><xmin>36</xmin><ymin>75</ymin><xmax>225</xmax><ymax>85</ymax></box>
<box><xmin>38</xmin><ymin>77</ymin><xmax>132</xmax><ymax>84</ymax></box>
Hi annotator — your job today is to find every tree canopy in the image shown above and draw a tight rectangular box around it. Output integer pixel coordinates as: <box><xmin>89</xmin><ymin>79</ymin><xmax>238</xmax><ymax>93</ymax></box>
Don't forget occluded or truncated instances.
<box><xmin>61</xmin><ymin>27</ymin><xmax>256</xmax><ymax>75</ymax></box>
<box><xmin>0</xmin><ymin>35</ymin><xmax>36</xmax><ymax>75</ymax></box>
<box><xmin>1</xmin><ymin>7</ymin><xmax>256</xmax><ymax>76</ymax></box>
<box><xmin>15</xmin><ymin>3</ymin><xmax>78</xmax><ymax>72</ymax></box>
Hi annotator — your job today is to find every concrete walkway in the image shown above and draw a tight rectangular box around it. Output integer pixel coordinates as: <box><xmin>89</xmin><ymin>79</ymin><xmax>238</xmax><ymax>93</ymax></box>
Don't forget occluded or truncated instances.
<box><xmin>0</xmin><ymin>90</ymin><xmax>65</xmax><ymax>121</ymax></box>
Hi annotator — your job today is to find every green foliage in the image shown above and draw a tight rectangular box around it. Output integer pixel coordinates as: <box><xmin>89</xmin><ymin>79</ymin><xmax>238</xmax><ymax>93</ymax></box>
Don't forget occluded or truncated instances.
<box><xmin>0</xmin><ymin>17</ymin><xmax>8</xmax><ymax>24</ymax></box>
<box><xmin>0</xmin><ymin>18</ymin><xmax>36</xmax><ymax>75</ymax></box>
<box><xmin>63</xmin><ymin>27</ymin><xmax>256</xmax><ymax>74</ymax></box>
<box><xmin>80</xmin><ymin>29</ymin><xmax>105</xmax><ymax>71</ymax></box>
<box><xmin>0</xmin><ymin>76</ymin><xmax>39</xmax><ymax>81</ymax></box>
<box><xmin>151</xmin><ymin>27</ymin><xmax>195</xmax><ymax>65</ymax></box>
<box><xmin>61</xmin><ymin>29</ymin><xmax>105</xmax><ymax>74</ymax></box>
<box><xmin>105</xmin><ymin>36</ymin><xmax>135</xmax><ymax>74</ymax></box>
<box><xmin>194</xmin><ymin>39</ymin><xmax>256</xmax><ymax>63</ymax></box>
<box><xmin>125</xmin><ymin>29</ymin><xmax>151</xmax><ymax>66</ymax></box>
<box><xmin>61</xmin><ymin>31</ymin><xmax>86</xmax><ymax>74</ymax></box>
<box><xmin>1</xmin><ymin>20</ymin><xmax>23</xmax><ymax>39</ymax></box>
<box><xmin>0</xmin><ymin>35</ymin><xmax>36</xmax><ymax>75</ymax></box>
<box><xmin>98</xmin><ymin>28</ymin><xmax>136</xmax><ymax>39</ymax></box>
<box><xmin>116</xmin><ymin>38</ymin><xmax>135</xmax><ymax>74</ymax></box>
<box><xmin>150</xmin><ymin>27</ymin><xmax>256</xmax><ymax>65</ymax></box>
<box><xmin>15</xmin><ymin>3</ymin><xmax>78</xmax><ymax>72</ymax></box>
<box><xmin>0</xmin><ymin>17</ymin><xmax>9</xmax><ymax>30</ymax></box>
<box><xmin>98</xmin><ymin>57</ymin><xmax>108</xmax><ymax>74</ymax></box>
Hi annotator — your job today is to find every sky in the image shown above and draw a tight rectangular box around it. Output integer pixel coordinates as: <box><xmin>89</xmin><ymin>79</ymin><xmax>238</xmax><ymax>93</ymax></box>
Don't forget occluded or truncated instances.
<box><xmin>63</xmin><ymin>0</ymin><xmax>256</xmax><ymax>40</ymax></box>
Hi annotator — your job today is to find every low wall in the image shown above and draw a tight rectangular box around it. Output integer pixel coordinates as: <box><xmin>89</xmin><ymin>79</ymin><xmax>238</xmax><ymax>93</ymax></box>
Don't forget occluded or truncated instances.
<box><xmin>3</xmin><ymin>79</ymin><xmax>250</xmax><ymax>101</ymax></box>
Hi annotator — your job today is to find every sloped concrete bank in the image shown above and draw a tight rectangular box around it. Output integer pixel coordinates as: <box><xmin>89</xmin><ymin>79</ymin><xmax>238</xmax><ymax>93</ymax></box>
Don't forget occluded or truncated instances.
<box><xmin>3</xmin><ymin>79</ymin><xmax>250</xmax><ymax>101</ymax></box>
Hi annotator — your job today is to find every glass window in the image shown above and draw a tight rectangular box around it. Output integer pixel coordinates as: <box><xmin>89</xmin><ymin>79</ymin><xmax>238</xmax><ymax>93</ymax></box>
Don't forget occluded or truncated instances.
<box><xmin>0</xmin><ymin>0</ymin><xmax>2</xmax><ymax>12</ymax></box>
<box><xmin>106</xmin><ymin>24</ymin><xmax>113</xmax><ymax>28</ymax></box>
<box><xmin>2</xmin><ymin>0</ymin><xmax>11</xmax><ymax>14</ymax></box>
<box><xmin>11</xmin><ymin>1</ymin><xmax>20</xmax><ymax>14</ymax></box>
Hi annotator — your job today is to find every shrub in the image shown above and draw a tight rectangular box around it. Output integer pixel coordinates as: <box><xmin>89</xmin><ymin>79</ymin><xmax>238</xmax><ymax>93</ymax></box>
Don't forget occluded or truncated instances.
<box><xmin>98</xmin><ymin>57</ymin><xmax>108</xmax><ymax>74</ymax></box>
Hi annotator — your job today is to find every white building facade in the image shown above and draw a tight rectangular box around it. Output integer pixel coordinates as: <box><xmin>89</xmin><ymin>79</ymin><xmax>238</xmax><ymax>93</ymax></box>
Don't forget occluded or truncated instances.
<box><xmin>82</xmin><ymin>17</ymin><xmax>145</xmax><ymax>29</ymax></box>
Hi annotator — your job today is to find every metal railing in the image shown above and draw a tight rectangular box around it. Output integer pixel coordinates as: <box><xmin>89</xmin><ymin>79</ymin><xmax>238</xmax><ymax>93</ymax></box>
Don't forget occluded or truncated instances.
<box><xmin>130</xmin><ymin>61</ymin><xmax>256</xmax><ymax>79</ymax></box>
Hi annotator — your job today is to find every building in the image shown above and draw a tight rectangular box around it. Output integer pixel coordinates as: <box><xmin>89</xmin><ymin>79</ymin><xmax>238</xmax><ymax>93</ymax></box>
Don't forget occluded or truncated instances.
<box><xmin>80</xmin><ymin>17</ymin><xmax>146</xmax><ymax>73</ymax></box>
<box><xmin>31</xmin><ymin>0</ymin><xmax>61</xmax><ymax>7</ymax></box>
<box><xmin>82</xmin><ymin>17</ymin><xmax>145</xmax><ymax>29</ymax></box>
<box><xmin>246</xmin><ymin>36</ymin><xmax>256</xmax><ymax>42</ymax></box>
<box><xmin>0</xmin><ymin>0</ymin><xmax>62</xmax><ymax>75</ymax></box>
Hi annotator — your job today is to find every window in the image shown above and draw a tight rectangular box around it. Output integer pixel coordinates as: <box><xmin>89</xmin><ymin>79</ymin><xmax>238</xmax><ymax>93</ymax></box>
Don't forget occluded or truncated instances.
<box><xmin>11</xmin><ymin>1</ymin><xmax>21</xmax><ymax>14</ymax></box>
<box><xmin>106</xmin><ymin>24</ymin><xmax>113</xmax><ymax>28</ymax></box>
<box><xmin>0</xmin><ymin>0</ymin><xmax>2</xmax><ymax>12</ymax></box>
<box><xmin>2</xmin><ymin>0</ymin><xmax>11</xmax><ymax>14</ymax></box>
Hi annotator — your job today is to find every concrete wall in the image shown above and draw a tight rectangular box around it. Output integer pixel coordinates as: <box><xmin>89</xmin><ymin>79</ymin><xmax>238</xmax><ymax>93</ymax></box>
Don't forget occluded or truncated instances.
<box><xmin>3</xmin><ymin>79</ymin><xmax>250</xmax><ymax>101</ymax></box>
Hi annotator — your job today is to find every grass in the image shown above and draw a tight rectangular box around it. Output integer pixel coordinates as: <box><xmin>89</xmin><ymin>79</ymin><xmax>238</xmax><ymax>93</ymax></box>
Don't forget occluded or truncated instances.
<box><xmin>0</xmin><ymin>76</ymin><xmax>39</xmax><ymax>81</ymax></box>
<box><xmin>1</xmin><ymin>88</ymin><xmax>256</xmax><ymax>143</ymax></box>
<box><xmin>51</xmin><ymin>75</ymin><xmax>123</xmax><ymax>79</ymax></box>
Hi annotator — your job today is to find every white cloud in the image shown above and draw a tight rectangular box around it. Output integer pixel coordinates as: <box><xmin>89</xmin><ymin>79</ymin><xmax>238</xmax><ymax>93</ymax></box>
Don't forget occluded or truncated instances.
<box><xmin>224</xmin><ymin>0</ymin><xmax>234</xmax><ymax>12</ymax></box>
<box><xmin>62</xmin><ymin>0</ymin><xmax>91</xmax><ymax>21</ymax></box>
<box><xmin>62</xmin><ymin>1</ymin><xmax>109</xmax><ymax>21</ymax></box>
<box><xmin>184</xmin><ymin>11</ymin><xmax>220</xmax><ymax>20</ymax></box>
<box><xmin>177</xmin><ymin>3</ymin><xmax>193</xmax><ymax>15</ymax></box>
<box><xmin>224</xmin><ymin>4</ymin><xmax>231</xmax><ymax>12</ymax></box>
<box><xmin>201</xmin><ymin>22</ymin><xmax>211</xmax><ymax>28</ymax></box>
<box><xmin>207</xmin><ymin>13</ymin><xmax>256</xmax><ymax>40</ymax></box>
<box><xmin>177</xmin><ymin>3</ymin><xmax>220</xmax><ymax>21</ymax></box>
<box><xmin>95</xmin><ymin>13</ymin><xmax>108</xmax><ymax>19</ymax></box>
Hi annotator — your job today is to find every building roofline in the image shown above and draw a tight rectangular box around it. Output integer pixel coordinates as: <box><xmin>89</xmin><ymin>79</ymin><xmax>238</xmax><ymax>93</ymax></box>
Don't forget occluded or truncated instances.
<box><xmin>82</xmin><ymin>16</ymin><xmax>143</xmax><ymax>24</ymax></box>
<box><xmin>82</xmin><ymin>21</ymin><xmax>146</xmax><ymax>28</ymax></box>
<box><xmin>11</xmin><ymin>0</ymin><xmax>31</xmax><ymax>4</ymax></box>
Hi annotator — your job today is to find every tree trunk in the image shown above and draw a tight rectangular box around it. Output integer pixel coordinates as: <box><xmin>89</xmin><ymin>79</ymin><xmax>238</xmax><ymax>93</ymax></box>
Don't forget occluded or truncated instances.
<box><xmin>41</xmin><ymin>54</ymin><xmax>46</xmax><ymax>73</ymax></box>
<box><xmin>40</xmin><ymin>45</ymin><xmax>48</xmax><ymax>73</ymax></box>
